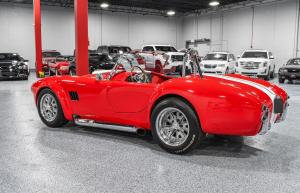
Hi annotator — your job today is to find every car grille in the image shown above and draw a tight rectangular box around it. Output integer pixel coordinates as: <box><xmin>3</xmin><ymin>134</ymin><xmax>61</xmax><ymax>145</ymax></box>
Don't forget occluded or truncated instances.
<box><xmin>171</xmin><ymin>55</ymin><xmax>184</xmax><ymax>62</ymax></box>
<box><xmin>0</xmin><ymin>62</ymin><xmax>13</xmax><ymax>67</ymax></box>
<box><xmin>240</xmin><ymin>62</ymin><xmax>260</xmax><ymax>69</ymax></box>
<box><xmin>287</xmin><ymin>69</ymin><xmax>300</xmax><ymax>73</ymax></box>
<box><xmin>204</xmin><ymin>64</ymin><xmax>217</xmax><ymax>69</ymax></box>
<box><xmin>0</xmin><ymin>66</ymin><xmax>9</xmax><ymax>71</ymax></box>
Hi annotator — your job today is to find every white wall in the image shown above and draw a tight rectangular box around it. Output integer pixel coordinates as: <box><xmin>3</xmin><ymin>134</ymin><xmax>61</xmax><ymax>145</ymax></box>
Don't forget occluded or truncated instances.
<box><xmin>0</xmin><ymin>3</ymin><xmax>183</xmax><ymax>68</ymax></box>
<box><xmin>0</xmin><ymin>4</ymin><xmax>35</xmax><ymax>67</ymax></box>
<box><xmin>0</xmin><ymin>0</ymin><xmax>298</xmax><ymax>71</ymax></box>
<box><xmin>183</xmin><ymin>0</ymin><xmax>299</xmax><ymax>71</ymax></box>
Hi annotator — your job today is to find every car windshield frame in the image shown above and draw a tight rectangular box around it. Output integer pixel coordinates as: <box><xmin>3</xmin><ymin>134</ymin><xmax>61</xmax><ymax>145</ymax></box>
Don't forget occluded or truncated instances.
<box><xmin>0</xmin><ymin>53</ymin><xmax>20</xmax><ymax>61</ymax></box>
<box><xmin>203</xmin><ymin>53</ymin><xmax>228</xmax><ymax>61</ymax></box>
<box><xmin>108</xmin><ymin>54</ymin><xmax>139</xmax><ymax>80</ymax></box>
<box><xmin>241</xmin><ymin>51</ymin><xmax>268</xmax><ymax>59</ymax></box>
<box><xmin>155</xmin><ymin>46</ymin><xmax>177</xmax><ymax>52</ymax></box>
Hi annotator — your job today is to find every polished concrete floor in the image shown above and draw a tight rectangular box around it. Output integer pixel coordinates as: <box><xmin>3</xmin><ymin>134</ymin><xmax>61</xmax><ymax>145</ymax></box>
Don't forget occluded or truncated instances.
<box><xmin>0</xmin><ymin>75</ymin><xmax>300</xmax><ymax>193</ymax></box>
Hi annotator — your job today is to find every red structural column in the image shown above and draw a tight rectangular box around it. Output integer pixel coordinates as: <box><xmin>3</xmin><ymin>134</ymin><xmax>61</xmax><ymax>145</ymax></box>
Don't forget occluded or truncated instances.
<box><xmin>34</xmin><ymin>0</ymin><xmax>43</xmax><ymax>77</ymax></box>
<box><xmin>74</xmin><ymin>0</ymin><xmax>89</xmax><ymax>76</ymax></box>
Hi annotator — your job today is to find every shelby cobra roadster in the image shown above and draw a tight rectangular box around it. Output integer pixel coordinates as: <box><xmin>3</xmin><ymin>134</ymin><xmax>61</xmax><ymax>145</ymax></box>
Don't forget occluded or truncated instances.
<box><xmin>31</xmin><ymin>51</ymin><xmax>289</xmax><ymax>154</ymax></box>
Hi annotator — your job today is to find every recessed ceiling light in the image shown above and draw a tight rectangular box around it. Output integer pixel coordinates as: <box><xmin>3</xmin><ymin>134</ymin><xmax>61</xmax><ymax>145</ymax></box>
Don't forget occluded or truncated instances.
<box><xmin>167</xmin><ymin>10</ymin><xmax>176</xmax><ymax>16</ymax></box>
<box><xmin>209</xmin><ymin>1</ymin><xmax>220</xmax><ymax>7</ymax></box>
<box><xmin>100</xmin><ymin>2</ymin><xmax>109</xmax><ymax>8</ymax></box>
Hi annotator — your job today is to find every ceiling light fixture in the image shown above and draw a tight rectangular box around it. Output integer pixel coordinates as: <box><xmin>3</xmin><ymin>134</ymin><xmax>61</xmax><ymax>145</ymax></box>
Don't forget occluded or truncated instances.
<box><xmin>209</xmin><ymin>1</ymin><xmax>220</xmax><ymax>7</ymax></box>
<box><xmin>167</xmin><ymin>10</ymin><xmax>176</xmax><ymax>16</ymax></box>
<box><xmin>100</xmin><ymin>2</ymin><xmax>109</xmax><ymax>8</ymax></box>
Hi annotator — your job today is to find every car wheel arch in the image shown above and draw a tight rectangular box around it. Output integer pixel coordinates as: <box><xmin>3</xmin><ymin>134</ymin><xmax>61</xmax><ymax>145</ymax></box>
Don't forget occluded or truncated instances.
<box><xmin>36</xmin><ymin>86</ymin><xmax>73</xmax><ymax>121</ymax></box>
<box><xmin>150</xmin><ymin>94</ymin><xmax>202</xmax><ymax>130</ymax></box>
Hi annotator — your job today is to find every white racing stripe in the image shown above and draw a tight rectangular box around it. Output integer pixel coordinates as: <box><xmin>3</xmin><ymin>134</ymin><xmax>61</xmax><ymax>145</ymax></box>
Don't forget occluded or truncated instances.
<box><xmin>206</xmin><ymin>74</ymin><xmax>277</xmax><ymax>123</ymax></box>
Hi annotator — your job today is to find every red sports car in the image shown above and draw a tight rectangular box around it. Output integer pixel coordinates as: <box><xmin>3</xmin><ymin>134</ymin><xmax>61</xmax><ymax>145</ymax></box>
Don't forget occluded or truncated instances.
<box><xmin>48</xmin><ymin>55</ymin><xmax>74</xmax><ymax>76</ymax></box>
<box><xmin>31</xmin><ymin>53</ymin><xmax>289</xmax><ymax>154</ymax></box>
<box><xmin>42</xmin><ymin>50</ymin><xmax>61</xmax><ymax>75</ymax></box>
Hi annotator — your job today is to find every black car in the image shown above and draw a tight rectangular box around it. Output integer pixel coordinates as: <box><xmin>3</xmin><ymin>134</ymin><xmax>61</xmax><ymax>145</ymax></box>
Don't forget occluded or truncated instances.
<box><xmin>69</xmin><ymin>53</ymin><xmax>115</xmax><ymax>76</ymax></box>
<box><xmin>97</xmin><ymin>45</ymin><xmax>132</xmax><ymax>62</ymax></box>
<box><xmin>0</xmin><ymin>53</ymin><xmax>30</xmax><ymax>80</ymax></box>
<box><xmin>278</xmin><ymin>58</ymin><xmax>300</xmax><ymax>83</ymax></box>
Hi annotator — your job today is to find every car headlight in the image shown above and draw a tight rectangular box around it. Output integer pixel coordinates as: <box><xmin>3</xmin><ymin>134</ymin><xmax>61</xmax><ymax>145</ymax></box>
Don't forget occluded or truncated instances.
<box><xmin>218</xmin><ymin>64</ymin><xmax>225</xmax><ymax>67</ymax></box>
<box><xmin>279</xmin><ymin>68</ymin><xmax>287</xmax><ymax>73</ymax></box>
<box><xmin>12</xmin><ymin>61</ymin><xmax>18</xmax><ymax>65</ymax></box>
<box><xmin>263</xmin><ymin>62</ymin><xmax>268</xmax><ymax>67</ymax></box>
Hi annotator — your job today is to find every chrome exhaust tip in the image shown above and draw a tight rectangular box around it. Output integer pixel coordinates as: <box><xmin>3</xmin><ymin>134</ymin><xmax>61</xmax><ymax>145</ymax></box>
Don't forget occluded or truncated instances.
<box><xmin>259</xmin><ymin>106</ymin><xmax>271</xmax><ymax>135</ymax></box>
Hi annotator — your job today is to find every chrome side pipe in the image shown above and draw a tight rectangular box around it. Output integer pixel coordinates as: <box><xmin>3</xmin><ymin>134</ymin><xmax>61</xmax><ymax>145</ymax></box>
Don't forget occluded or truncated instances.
<box><xmin>74</xmin><ymin>118</ymin><xmax>144</xmax><ymax>134</ymax></box>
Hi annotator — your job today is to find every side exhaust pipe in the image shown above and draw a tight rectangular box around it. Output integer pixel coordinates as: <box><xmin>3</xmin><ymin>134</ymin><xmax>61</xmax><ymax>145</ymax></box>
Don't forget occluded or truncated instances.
<box><xmin>74</xmin><ymin>118</ymin><xmax>142</xmax><ymax>134</ymax></box>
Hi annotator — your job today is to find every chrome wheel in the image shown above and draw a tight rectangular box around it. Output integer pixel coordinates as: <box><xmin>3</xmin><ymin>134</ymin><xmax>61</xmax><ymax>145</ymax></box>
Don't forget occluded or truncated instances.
<box><xmin>155</xmin><ymin>107</ymin><xmax>190</xmax><ymax>147</ymax></box>
<box><xmin>40</xmin><ymin>93</ymin><xmax>58</xmax><ymax>122</ymax></box>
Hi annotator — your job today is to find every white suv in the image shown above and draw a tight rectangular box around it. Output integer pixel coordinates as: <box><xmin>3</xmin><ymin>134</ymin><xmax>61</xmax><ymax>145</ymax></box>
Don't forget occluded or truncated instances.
<box><xmin>236</xmin><ymin>49</ymin><xmax>275</xmax><ymax>80</ymax></box>
<box><xmin>200</xmin><ymin>52</ymin><xmax>236</xmax><ymax>74</ymax></box>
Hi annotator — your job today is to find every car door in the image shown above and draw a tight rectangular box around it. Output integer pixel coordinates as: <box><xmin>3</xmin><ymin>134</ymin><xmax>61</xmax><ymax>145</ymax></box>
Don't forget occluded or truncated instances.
<box><xmin>106</xmin><ymin>81</ymin><xmax>156</xmax><ymax>113</ymax></box>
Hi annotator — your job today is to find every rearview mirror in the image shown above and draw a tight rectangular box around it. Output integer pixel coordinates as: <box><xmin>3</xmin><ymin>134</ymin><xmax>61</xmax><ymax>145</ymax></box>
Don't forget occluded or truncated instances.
<box><xmin>237</xmin><ymin>55</ymin><xmax>241</xmax><ymax>59</ymax></box>
<box><xmin>270</xmin><ymin>56</ymin><xmax>274</xmax><ymax>59</ymax></box>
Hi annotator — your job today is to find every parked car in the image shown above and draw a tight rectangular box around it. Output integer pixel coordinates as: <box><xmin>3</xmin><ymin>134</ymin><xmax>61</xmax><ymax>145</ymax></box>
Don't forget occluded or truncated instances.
<box><xmin>236</xmin><ymin>49</ymin><xmax>275</xmax><ymax>80</ymax></box>
<box><xmin>69</xmin><ymin>53</ymin><xmax>115</xmax><ymax>76</ymax></box>
<box><xmin>162</xmin><ymin>52</ymin><xmax>192</xmax><ymax>75</ymax></box>
<box><xmin>48</xmin><ymin>55</ymin><xmax>74</xmax><ymax>76</ymax></box>
<box><xmin>96</xmin><ymin>45</ymin><xmax>132</xmax><ymax>62</ymax></box>
<box><xmin>139</xmin><ymin>44</ymin><xmax>187</xmax><ymax>74</ymax></box>
<box><xmin>200</xmin><ymin>51</ymin><xmax>236</xmax><ymax>74</ymax></box>
<box><xmin>278</xmin><ymin>58</ymin><xmax>300</xmax><ymax>83</ymax></box>
<box><xmin>0</xmin><ymin>53</ymin><xmax>30</xmax><ymax>80</ymax></box>
<box><xmin>42</xmin><ymin>50</ymin><xmax>61</xmax><ymax>75</ymax></box>
<box><xmin>31</xmin><ymin>51</ymin><xmax>288</xmax><ymax>154</ymax></box>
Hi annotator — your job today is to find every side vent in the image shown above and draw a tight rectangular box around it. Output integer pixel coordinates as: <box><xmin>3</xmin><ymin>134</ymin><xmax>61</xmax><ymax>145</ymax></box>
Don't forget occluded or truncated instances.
<box><xmin>69</xmin><ymin>91</ymin><xmax>79</xmax><ymax>101</ymax></box>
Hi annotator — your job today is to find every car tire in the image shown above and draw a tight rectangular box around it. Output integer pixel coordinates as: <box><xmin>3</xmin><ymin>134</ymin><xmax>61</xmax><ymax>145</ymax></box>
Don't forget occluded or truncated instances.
<box><xmin>151</xmin><ymin>97</ymin><xmax>204</xmax><ymax>154</ymax></box>
<box><xmin>279</xmin><ymin>78</ymin><xmax>285</xmax><ymax>83</ymax></box>
<box><xmin>225</xmin><ymin>68</ymin><xmax>229</xmax><ymax>75</ymax></box>
<box><xmin>69</xmin><ymin>68</ymin><xmax>76</xmax><ymax>76</ymax></box>
<box><xmin>264</xmin><ymin>69</ymin><xmax>271</xmax><ymax>81</ymax></box>
<box><xmin>270</xmin><ymin>70</ymin><xmax>275</xmax><ymax>79</ymax></box>
<box><xmin>37</xmin><ymin>88</ymin><xmax>68</xmax><ymax>128</ymax></box>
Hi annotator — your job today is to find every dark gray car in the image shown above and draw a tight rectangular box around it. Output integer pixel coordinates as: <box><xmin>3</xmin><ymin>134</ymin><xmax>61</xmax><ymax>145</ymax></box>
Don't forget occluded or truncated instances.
<box><xmin>0</xmin><ymin>53</ymin><xmax>29</xmax><ymax>80</ymax></box>
<box><xmin>278</xmin><ymin>58</ymin><xmax>300</xmax><ymax>83</ymax></box>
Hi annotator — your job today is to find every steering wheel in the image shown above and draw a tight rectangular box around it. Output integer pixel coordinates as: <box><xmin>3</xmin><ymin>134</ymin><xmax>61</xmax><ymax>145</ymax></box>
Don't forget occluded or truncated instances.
<box><xmin>130</xmin><ymin>66</ymin><xmax>147</xmax><ymax>83</ymax></box>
